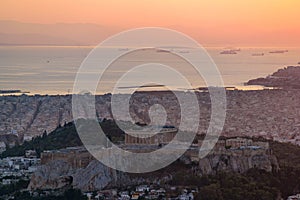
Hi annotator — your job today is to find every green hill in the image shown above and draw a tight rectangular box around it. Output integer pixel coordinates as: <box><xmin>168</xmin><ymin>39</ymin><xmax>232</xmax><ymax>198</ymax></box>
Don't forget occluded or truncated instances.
<box><xmin>0</xmin><ymin>119</ymin><xmax>125</xmax><ymax>158</ymax></box>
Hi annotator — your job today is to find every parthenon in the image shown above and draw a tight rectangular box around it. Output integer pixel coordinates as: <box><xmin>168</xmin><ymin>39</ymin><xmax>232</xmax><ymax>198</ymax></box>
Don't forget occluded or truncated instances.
<box><xmin>124</xmin><ymin>128</ymin><xmax>178</xmax><ymax>145</ymax></box>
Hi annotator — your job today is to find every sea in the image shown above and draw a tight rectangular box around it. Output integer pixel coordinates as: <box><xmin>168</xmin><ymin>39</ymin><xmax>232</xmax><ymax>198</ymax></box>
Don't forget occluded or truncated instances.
<box><xmin>0</xmin><ymin>45</ymin><xmax>299</xmax><ymax>95</ymax></box>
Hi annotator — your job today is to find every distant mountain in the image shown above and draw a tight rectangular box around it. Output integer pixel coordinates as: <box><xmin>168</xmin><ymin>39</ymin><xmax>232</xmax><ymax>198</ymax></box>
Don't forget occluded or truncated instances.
<box><xmin>0</xmin><ymin>32</ymin><xmax>77</xmax><ymax>46</ymax></box>
<box><xmin>0</xmin><ymin>20</ymin><xmax>121</xmax><ymax>45</ymax></box>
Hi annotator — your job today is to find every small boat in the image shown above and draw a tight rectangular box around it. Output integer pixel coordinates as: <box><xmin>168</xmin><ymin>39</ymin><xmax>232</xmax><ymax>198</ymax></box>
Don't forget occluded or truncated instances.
<box><xmin>156</xmin><ymin>49</ymin><xmax>170</xmax><ymax>53</ymax></box>
<box><xmin>269</xmin><ymin>50</ymin><xmax>288</xmax><ymax>54</ymax></box>
<box><xmin>224</xmin><ymin>47</ymin><xmax>241</xmax><ymax>51</ymax></box>
<box><xmin>220</xmin><ymin>50</ymin><xmax>237</xmax><ymax>54</ymax></box>
<box><xmin>231</xmin><ymin>48</ymin><xmax>241</xmax><ymax>51</ymax></box>
<box><xmin>252</xmin><ymin>53</ymin><xmax>264</xmax><ymax>56</ymax></box>
<box><xmin>178</xmin><ymin>50</ymin><xmax>190</xmax><ymax>53</ymax></box>
<box><xmin>118</xmin><ymin>48</ymin><xmax>129</xmax><ymax>51</ymax></box>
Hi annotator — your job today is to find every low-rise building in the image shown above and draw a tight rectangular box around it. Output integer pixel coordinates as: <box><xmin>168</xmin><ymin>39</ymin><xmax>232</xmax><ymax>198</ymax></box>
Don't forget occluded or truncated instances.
<box><xmin>25</xmin><ymin>150</ymin><xmax>37</xmax><ymax>158</ymax></box>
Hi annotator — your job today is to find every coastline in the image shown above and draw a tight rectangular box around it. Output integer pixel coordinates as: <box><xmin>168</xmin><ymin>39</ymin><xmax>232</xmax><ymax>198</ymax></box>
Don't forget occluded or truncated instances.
<box><xmin>0</xmin><ymin>85</ymin><xmax>269</xmax><ymax>96</ymax></box>
<box><xmin>246</xmin><ymin>66</ymin><xmax>300</xmax><ymax>89</ymax></box>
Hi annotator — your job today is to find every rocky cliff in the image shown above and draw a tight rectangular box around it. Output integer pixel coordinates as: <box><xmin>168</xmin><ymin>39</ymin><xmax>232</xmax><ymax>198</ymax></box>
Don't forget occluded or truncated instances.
<box><xmin>198</xmin><ymin>149</ymin><xmax>279</xmax><ymax>175</ymax></box>
<box><xmin>28</xmin><ymin>160</ymin><xmax>74</xmax><ymax>190</ymax></box>
<box><xmin>28</xmin><ymin>159</ymin><xmax>172</xmax><ymax>192</ymax></box>
<box><xmin>28</xmin><ymin>160</ymin><xmax>116</xmax><ymax>191</ymax></box>
<box><xmin>28</xmin><ymin>149</ymin><xmax>279</xmax><ymax>192</ymax></box>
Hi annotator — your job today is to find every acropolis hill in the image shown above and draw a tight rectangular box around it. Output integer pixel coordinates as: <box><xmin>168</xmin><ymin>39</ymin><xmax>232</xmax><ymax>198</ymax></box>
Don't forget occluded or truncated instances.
<box><xmin>1</xmin><ymin>89</ymin><xmax>300</xmax><ymax>148</ymax></box>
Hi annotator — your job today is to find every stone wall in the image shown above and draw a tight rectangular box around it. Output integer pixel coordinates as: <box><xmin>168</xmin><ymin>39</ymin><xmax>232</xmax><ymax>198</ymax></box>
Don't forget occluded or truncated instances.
<box><xmin>40</xmin><ymin>147</ymin><xmax>94</xmax><ymax>169</ymax></box>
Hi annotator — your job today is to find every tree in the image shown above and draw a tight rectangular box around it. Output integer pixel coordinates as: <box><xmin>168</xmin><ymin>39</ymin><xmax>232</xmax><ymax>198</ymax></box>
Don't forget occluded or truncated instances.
<box><xmin>63</xmin><ymin>188</ymin><xmax>87</xmax><ymax>200</ymax></box>
<box><xmin>198</xmin><ymin>184</ymin><xmax>223</xmax><ymax>200</ymax></box>
<box><xmin>42</xmin><ymin>130</ymin><xmax>47</xmax><ymax>138</ymax></box>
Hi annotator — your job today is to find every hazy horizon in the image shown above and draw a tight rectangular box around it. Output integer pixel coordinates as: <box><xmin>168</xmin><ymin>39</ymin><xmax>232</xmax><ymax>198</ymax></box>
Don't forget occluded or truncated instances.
<box><xmin>0</xmin><ymin>20</ymin><xmax>300</xmax><ymax>47</ymax></box>
<box><xmin>1</xmin><ymin>0</ymin><xmax>300</xmax><ymax>47</ymax></box>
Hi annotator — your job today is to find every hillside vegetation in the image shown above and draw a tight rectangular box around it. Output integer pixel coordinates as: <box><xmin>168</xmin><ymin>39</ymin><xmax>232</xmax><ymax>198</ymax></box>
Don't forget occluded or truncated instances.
<box><xmin>0</xmin><ymin>119</ymin><xmax>124</xmax><ymax>158</ymax></box>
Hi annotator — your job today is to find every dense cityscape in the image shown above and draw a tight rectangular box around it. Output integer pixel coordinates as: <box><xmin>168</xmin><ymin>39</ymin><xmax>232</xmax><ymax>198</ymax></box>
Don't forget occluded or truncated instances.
<box><xmin>1</xmin><ymin>0</ymin><xmax>300</xmax><ymax>199</ymax></box>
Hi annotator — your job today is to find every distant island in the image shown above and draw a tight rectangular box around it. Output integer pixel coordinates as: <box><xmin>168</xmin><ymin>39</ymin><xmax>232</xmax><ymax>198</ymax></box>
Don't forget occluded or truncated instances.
<box><xmin>0</xmin><ymin>90</ymin><xmax>29</xmax><ymax>94</ymax></box>
<box><xmin>246</xmin><ymin>66</ymin><xmax>300</xmax><ymax>89</ymax></box>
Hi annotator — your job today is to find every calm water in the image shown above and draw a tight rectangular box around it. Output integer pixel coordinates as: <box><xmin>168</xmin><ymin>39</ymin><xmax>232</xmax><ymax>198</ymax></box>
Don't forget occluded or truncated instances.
<box><xmin>0</xmin><ymin>45</ymin><xmax>299</xmax><ymax>95</ymax></box>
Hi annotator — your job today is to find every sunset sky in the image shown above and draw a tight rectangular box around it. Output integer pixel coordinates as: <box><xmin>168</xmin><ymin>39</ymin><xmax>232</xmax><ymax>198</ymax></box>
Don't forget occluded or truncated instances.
<box><xmin>1</xmin><ymin>0</ymin><xmax>300</xmax><ymax>46</ymax></box>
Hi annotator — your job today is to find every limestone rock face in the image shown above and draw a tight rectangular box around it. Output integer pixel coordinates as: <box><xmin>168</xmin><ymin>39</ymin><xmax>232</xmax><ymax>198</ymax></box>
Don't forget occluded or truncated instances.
<box><xmin>72</xmin><ymin>160</ymin><xmax>113</xmax><ymax>191</ymax></box>
<box><xmin>28</xmin><ymin>159</ymin><xmax>173</xmax><ymax>192</ymax></box>
<box><xmin>198</xmin><ymin>150</ymin><xmax>279</xmax><ymax>175</ymax></box>
<box><xmin>28</xmin><ymin>160</ymin><xmax>73</xmax><ymax>190</ymax></box>
<box><xmin>28</xmin><ymin>150</ymin><xmax>279</xmax><ymax>191</ymax></box>
<box><xmin>28</xmin><ymin>160</ymin><xmax>115</xmax><ymax>191</ymax></box>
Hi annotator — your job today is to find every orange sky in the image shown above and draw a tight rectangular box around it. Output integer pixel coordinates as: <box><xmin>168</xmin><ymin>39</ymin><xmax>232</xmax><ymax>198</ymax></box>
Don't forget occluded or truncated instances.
<box><xmin>1</xmin><ymin>0</ymin><xmax>300</xmax><ymax>46</ymax></box>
